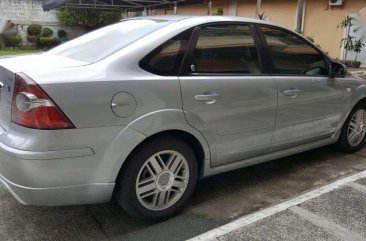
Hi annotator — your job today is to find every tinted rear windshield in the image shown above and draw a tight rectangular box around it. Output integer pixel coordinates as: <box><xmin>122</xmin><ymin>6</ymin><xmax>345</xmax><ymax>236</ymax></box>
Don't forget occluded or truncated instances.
<box><xmin>48</xmin><ymin>19</ymin><xmax>172</xmax><ymax>63</ymax></box>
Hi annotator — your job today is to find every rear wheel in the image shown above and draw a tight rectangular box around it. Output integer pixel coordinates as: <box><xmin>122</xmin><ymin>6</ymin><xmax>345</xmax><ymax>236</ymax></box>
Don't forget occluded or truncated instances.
<box><xmin>337</xmin><ymin>103</ymin><xmax>366</xmax><ymax>152</ymax></box>
<box><xmin>114</xmin><ymin>136</ymin><xmax>198</xmax><ymax>222</ymax></box>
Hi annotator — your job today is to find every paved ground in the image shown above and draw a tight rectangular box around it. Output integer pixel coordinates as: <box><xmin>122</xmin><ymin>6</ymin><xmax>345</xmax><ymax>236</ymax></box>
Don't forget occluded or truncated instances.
<box><xmin>2</xmin><ymin>146</ymin><xmax>366</xmax><ymax>241</ymax></box>
<box><xmin>190</xmin><ymin>171</ymin><xmax>366</xmax><ymax>241</ymax></box>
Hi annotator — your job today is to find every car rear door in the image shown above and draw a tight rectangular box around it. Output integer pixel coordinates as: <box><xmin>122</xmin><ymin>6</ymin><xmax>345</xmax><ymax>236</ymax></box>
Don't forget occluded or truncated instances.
<box><xmin>179</xmin><ymin>23</ymin><xmax>277</xmax><ymax>167</ymax></box>
<box><xmin>257</xmin><ymin>25</ymin><xmax>345</xmax><ymax>151</ymax></box>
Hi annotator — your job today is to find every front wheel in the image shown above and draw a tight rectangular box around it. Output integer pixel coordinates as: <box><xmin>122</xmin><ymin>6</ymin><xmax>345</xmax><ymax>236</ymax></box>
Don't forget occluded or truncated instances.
<box><xmin>337</xmin><ymin>103</ymin><xmax>366</xmax><ymax>152</ymax></box>
<box><xmin>114</xmin><ymin>137</ymin><xmax>198</xmax><ymax>222</ymax></box>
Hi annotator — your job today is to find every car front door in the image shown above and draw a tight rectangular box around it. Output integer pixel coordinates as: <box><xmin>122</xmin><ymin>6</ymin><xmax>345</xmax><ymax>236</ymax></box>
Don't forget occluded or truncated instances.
<box><xmin>258</xmin><ymin>26</ymin><xmax>345</xmax><ymax>151</ymax></box>
<box><xmin>179</xmin><ymin>23</ymin><xmax>277</xmax><ymax>167</ymax></box>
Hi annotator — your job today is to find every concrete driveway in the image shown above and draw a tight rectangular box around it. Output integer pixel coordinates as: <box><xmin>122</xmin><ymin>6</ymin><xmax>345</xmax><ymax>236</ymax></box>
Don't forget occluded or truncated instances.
<box><xmin>191</xmin><ymin>170</ymin><xmax>366</xmax><ymax>241</ymax></box>
<box><xmin>2</xmin><ymin>146</ymin><xmax>366</xmax><ymax>241</ymax></box>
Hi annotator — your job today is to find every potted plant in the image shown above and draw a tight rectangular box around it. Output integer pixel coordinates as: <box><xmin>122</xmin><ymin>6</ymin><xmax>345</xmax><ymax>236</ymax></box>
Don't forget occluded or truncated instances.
<box><xmin>338</xmin><ymin>15</ymin><xmax>365</xmax><ymax>68</ymax></box>
<box><xmin>353</xmin><ymin>39</ymin><xmax>365</xmax><ymax>68</ymax></box>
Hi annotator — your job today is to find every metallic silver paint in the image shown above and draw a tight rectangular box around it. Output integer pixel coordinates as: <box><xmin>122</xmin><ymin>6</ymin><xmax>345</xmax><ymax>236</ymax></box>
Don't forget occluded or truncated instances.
<box><xmin>0</xmin><ymin>16</ymin><xmax>365</xmax><ymax>206</ymax></box>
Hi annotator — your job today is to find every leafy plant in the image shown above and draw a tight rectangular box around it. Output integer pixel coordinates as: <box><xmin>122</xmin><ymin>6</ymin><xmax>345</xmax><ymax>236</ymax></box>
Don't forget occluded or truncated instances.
<box><xmin>213</xmin><ymin>7</ymin><xmax>223</xmax><ymax>16</ymax></box>
<box><xmin>57</xmin><ymin>29</ymin><xmax>67</xmax><ymax>39</ymax></box>
<box><xmin>1</xmin><ymin>21</ymin><xmax>22</xmax><ymax>49</ymax></box>
<box><xmin>340</xmin><ymin>35</ymin><xmax>355</xmax><ymax>55</ymax></box>
<box><xmin>256</xmin><ymin>12</ymin><xmax>267</xmax><ymax>20</ymax></box>
<box><xmin>353</xmin><ymin>39</ymin><xmax>365</xmax><ymax>62</ymax></box>
<box><xmin>0</xmin><ymin>34</ymin><xmax>4</xmax><ymax>50</ymax></box>
<box><xmin>27</xmin><ymin>24</ymin><xmax>42</xmax><ymax>36</ymax></box>
<box><xmin>52</xmin><ymin>37</ymin><xmax>61</xmax><ymax>46</ymax></box>
<box><xmin>338</xmin><ymin>15</ymin><xmax>355</xmax><ymax>30</ymax></box>
<box><xmin>42</xmin><ymin>27</ymin><xmax>53</xmax><ymax>37</ymax></box>
<box><xmin>306</xmin><ymin>36</ymin><xmax>315</xmax><ymax>43</ymax></box>
<box><xmin>57</xmin><ymin>8</ymin><xmax>121</xmax><ymax>31</ymax></box>
<box><xmin>37</xmin><ymin>37</ymin><xmax>53</xmax><ymax>49</ymax></box>
<box><xmin>27</xmin><ymin>35</ymin><xmax>38</xmax><ymax>43</ymax></box>
<box><xmin>4</xmin><ymin>34</ymin><xmax>22</xmax><ymax>48</ymax></box>
<box><xmin>338</xmin><ymin>15</ymin><xmax>365</xmax><ymax>67</ymax></box>
<box><xmin>338</xmin><ymin>15</ymin><xmax>357</xmax><ymax>60</ymax></box>
<box><xmin>338</xmin><ymin>15</ymin><xmax>365</xmax><ymax>62</ymax></box>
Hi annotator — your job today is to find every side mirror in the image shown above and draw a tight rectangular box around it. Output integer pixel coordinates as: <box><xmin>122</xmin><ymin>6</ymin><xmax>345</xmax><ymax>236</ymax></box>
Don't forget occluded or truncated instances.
<box><xmin>330</xmin><ymin>61</ymin><xmax>347</xmax><ymax>78</ymax></box>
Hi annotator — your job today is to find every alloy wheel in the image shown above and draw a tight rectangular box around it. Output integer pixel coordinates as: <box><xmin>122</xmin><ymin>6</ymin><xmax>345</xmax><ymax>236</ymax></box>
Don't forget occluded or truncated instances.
<box><xmin>347</xmin><ymin>109</ymin><xmax>366</xmax><ymax>146</ymax></box>
<box><xmin>136</xmin><ymin>150</ymin><xmax>190</xmax><ymax>211</ymax></box>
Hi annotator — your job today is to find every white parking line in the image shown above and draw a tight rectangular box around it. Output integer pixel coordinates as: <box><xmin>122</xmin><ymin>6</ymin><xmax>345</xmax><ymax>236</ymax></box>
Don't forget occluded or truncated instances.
<box><xmin>290</xmin><ymin>206</ymin><xmax>366</xmax><ymax>241</ymax></box>
<box><xmin>188</xmin><ymin>170</ymin><xmax>366</xmax><ymax>241</ymax></box>
<box><xmin>347</xmin><ymin>182</ymin><xmax>366</xmax><ymax>195</ymax></box>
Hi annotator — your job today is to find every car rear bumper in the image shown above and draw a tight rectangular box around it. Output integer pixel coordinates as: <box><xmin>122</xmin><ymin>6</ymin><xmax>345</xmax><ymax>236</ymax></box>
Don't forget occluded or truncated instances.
<box><xmin>0</xmin><ymin>140</ymin><xmax>114</xmax><ymax>206</ymax></box>
<box><xmin>0</xmin><ymin>173</ymin><xmax>114</xmax><ymax>206</ymax></box>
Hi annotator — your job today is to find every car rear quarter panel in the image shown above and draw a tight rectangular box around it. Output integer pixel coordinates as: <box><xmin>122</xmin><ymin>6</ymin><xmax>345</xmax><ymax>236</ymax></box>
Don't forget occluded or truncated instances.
<box><xmin>17</xmin><ymin>20</ymin><xmax>214</xmax><ymax>184</ymax></box>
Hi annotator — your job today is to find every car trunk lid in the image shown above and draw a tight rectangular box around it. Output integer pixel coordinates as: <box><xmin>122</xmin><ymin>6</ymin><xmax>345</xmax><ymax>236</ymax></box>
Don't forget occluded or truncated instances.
<box><xmin>0</xmin><ymin>53</ymin><xmax>88</xmax><ymax>131</ymax></box>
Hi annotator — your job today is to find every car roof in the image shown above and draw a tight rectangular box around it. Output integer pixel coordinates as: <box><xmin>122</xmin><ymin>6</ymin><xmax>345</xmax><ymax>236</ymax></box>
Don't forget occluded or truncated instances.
<box><xmin>128</xmin><ymin>15</ymin><xmax>278</xmax><ymax>26</ymax></box>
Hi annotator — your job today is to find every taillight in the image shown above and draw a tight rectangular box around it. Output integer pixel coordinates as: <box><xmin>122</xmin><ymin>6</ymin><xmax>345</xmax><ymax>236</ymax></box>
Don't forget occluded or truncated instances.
<box><xmin>11</xmin><ymin>73</ymin><xmax>75</xmax><ymax>129</ymax></box>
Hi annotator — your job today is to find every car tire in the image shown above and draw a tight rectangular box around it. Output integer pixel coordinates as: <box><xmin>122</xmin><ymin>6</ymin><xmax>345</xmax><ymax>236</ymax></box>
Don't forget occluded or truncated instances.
<box><xmin>114</xmin><ymin>136</ymin><xmax>198</xmax><ymax>222</ymax></box>
<box><xmin>336</xmin><ymin>103</ymin><xmax>366</xmax><ymax>153</ymax></box>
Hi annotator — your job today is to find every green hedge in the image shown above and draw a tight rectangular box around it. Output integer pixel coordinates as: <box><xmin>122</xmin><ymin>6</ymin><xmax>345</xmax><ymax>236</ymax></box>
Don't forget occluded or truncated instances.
<box><xmin>57</xmin><ymin>29</ymin><xmax>67</xmax><ymax>39</ymax></box>
<box><xmin>37</xmin><ymin>37</ymin><xmax>53</xmax><ymax>48</ymax></box>
<box><xmin>42</xmin><ymin>27</ymin><xmax>53</xmax><ymax>37</ymax></box>
<box><xmin>37</xmin><ymin>37</ymin><xmax>60</xmax><ymax>49</ymax></box>
<box><xmin>27</xmin><ymin>35</ymin><xmax>38</xmax><ymax>43</ymax></box>
<box><xmin>4</xmin><ymin>35</ymin><xmax>22</xmax><ymax>48</ymax></box>
<box><xmin>27</xmin><ymin>24</ymin><xmax>42</xmax><ymax>36</ymax></box>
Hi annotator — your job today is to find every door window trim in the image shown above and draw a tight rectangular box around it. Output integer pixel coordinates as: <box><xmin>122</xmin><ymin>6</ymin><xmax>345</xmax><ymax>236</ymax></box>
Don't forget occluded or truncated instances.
<box><xmin>179</xmin><ymin>22</ymin><xmax>268</xmax><ymax>77</ymax></box>
<box><xmin>254</xmin><ymin>23</ymin><xmax>332</xmax><ymax>77</ymax></box>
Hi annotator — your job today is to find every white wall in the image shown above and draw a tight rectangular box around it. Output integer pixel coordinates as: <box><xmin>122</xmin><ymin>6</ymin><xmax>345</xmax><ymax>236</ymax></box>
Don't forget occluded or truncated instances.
<box><xmin>0</xmin><ymin>0</ymin><xmax>84</xmax><ymax>45</ymax></box>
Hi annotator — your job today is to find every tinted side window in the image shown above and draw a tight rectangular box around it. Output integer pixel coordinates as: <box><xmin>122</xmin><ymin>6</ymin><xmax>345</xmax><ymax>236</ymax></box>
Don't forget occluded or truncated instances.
<box><xmin>192</xmin><ymin>25</ymin><xmax>261</xmax><ymax>74</ymax></box>
<box><xmin>140</xmin><ymin>30</ymin><xmax>191</xmax><ymax>76</ymax></box>
<box><xmin>261</xmin><ymin>26</ymin><xmax>327</xmax><ymax>76</ymax></box>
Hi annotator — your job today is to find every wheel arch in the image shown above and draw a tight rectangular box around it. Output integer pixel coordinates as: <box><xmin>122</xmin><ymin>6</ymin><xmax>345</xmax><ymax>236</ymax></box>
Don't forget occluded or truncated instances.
<box><xmin>344</xmin><ymin>96</ymin><xmax>366</xmax><ymax>123</ymax></box>
<box><xmin>117</xmin><ymin>129</ymin><xmax>207</xmax><ymax>181</ymax></box>
<box><xmin>108</xmin><ymin>109</ymin><xmax>211</xmax><ymax>184</ymax></box>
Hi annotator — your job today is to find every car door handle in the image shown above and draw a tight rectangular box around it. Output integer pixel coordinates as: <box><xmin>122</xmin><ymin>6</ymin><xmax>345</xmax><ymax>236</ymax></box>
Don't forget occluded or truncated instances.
<box><xmin>195</xmin><ymin>91</ymin><xmax>221</xmax><ymax>104</ymax></box>
<box><xmin>283</xmin><ymin>88</ymin><xmax>301</xmax><ymax>98</ymax></box>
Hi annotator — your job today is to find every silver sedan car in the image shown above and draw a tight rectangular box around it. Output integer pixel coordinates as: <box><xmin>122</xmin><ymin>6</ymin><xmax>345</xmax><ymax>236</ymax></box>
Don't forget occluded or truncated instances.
<box><xmin>0</xmin><ymin>15</ymin><xmax>364</xmax><ymax>221</ymax></box>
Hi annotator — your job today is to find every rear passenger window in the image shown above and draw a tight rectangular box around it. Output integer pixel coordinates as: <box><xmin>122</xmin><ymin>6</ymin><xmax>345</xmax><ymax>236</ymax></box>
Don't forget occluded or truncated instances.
<box><xmin>140</xmin><ymin>29</ymin><xmax>192</xmax><ymax>76</ymax></box>
<box><xmin>192</xmin><ymin>25</ymin><xmax>261</xmax><ymax>74</ymax></box>
<box><xmin>260</xmin><ymin>26</ymin><xmax>327</xmax><ymax>76</ymax></box>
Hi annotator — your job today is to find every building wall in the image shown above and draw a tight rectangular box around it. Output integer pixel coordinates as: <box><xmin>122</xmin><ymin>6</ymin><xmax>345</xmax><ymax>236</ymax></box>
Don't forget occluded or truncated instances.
<box><xmin>157</xmin><ymin>0</ymin><xmax>297</xmax><ymax>29</ymax></box>
<box><xmin>156</xmin><ymin>0</ymin><xmax>365</xmax><ymax>61</ymax></box>
<box><xmin>236</xmin><ymin>0</ymin><xmax>257</xmax><ymax>18</ymax></box>
<box><xmin>261</xmin><ymin>0</ymin><xmax>298</xmax><ymax>29</ymax></box>
<box><xmin>0</xmin><ymin>0</ymin><xmax>59</xmax><ymax>26</ymax></box>
<box><xmin>304</xmin><ymin>0</ymin><xmax>366</xmax><ymax>59</ymax></box>
<box><xmin>0</xmin><ymin>0</ymin><xmax>84</xmax><ymax>45</ymax></box>
<box><xmin>157</xmin><ymin>0</ymin><xmax>231</xmax><ymax>15</ymax></box>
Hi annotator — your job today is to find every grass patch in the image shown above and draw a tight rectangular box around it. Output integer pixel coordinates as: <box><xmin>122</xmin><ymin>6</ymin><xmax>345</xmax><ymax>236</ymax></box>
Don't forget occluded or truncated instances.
<box><xmin>0</xmin><ymin>49</ymin><xmax>41</xmax><ymax>56</ymax></box>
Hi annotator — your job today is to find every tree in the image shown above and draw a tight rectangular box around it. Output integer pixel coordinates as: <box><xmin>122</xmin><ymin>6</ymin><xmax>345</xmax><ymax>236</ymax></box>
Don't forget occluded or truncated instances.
<box><xmin>338</xmin><ymin>15</ymin><xmax>355</xmax><ymax>60</ymax></box>
<box><xmin>338</xmin><ymin>15</ymin><xmax>365</xmax><ymax>64</ymax></box>
<box><xmin>353</xmin><ymin>39</ymin><xmax>365</xmax><ymax>62</ymax></box>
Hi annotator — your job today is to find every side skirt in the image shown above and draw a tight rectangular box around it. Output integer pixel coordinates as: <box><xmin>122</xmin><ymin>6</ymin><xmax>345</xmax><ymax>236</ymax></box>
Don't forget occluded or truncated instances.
<box><xmin>202</xmin><ymin>136</ymin><xmax>338</xmax><ymax>178</ymax></box>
